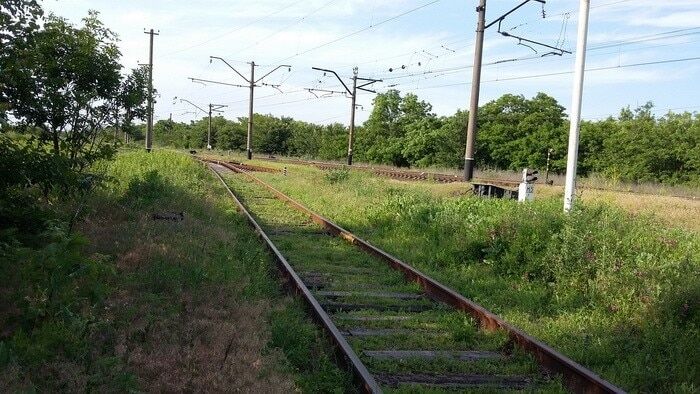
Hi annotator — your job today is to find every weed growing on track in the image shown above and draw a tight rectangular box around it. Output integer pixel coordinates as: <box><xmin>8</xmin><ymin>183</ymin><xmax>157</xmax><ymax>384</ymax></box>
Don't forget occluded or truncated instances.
<box><xmin>229</xmin><ymin>157</ymin><xmax>699</xmax><ymax>393</ymax></box>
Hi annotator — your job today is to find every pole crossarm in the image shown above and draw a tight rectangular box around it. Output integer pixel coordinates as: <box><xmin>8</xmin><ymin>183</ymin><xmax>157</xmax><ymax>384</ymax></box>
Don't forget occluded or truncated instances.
<box><xmin>485</xmin><ymin>0</ymin><xmax>545</xmax><ymax>29</ymax></box>
<box><xmin>312</xmin><ymin>67</ymin><xmax>352</xmax><ymax>95</ymax></box>
<box><xmin>255</xmin><ymin>65</ymin><xmax>292</xmax><ymax>84</ymax></box>
<box><xmin>357</xmin><ymin>87</ymin><xmax>378</xmax><ymax>94</ymax></box>
<box><xmin>306</xmin><ymin>88</ymin><xmax>348</xmax><ymax>97</ymax></box>
<box><xmin>189</xmin><ymin>77</ymin><xmax>248</xmax><ymax>88</ymax></box>
<box><xmin>210</xmin><ymin>56</ymin><xmax>250</xmax><ymax>83</ymax></box>
<box><xmin>177</xmin><ymin>98</ymin><xmax>208</xmax><ymax>114</ymax></box>
<box><xmin>499</xmin><ymin>31</ymin><xmax>571</xmax><ymax>55</ymax></box>
<box><xmin>210</xmin><ymin>104</ymin><xmax>228</xmax><ymax>112</ymax></box>
<box><xmin>482</xmin><ymin>0</ymin><xmax>568</xmax><ymax>55</ymax></box>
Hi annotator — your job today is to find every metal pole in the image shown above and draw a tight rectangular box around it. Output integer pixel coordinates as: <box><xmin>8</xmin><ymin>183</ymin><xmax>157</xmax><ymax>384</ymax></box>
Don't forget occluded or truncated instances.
<box><xmin>545</xmin><ymin>148</ymin><xmax>552</xmax><ymax>183</ymax></box>
<box><xmin>145</xmin><ymin>29</ymin><xmax>155</xmax><ymax>152</ymax></box>
<box><xmin>563</xmin><ymin>0</ymin><xmax>590</xmax><ymax>212</ymax></box>
<box><xmin>207</xmin><ymin>104</ymin><xmax>212</xmax><ymax>150</ymax></box>
<box><xmin>114</xmin><ymin>107</ymin><xmax>119</xmax><ymax>146</ymax></box>
<box><xmin>247</xmin><ymin>61</ymin><xmax>255</xmax><ymax>160</ymax></box>
<box><xmin>348</xmin><ymin>67</ymin><xmax>358</xmax><ymax>166</ymax></box>
<box><xmin>463</xmin><ymin>0</ymin><xmax>486</xmax><ymax>181</ymax></box>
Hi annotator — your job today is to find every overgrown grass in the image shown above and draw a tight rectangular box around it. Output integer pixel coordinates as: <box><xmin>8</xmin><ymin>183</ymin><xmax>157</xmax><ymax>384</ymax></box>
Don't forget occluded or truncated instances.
<box><xmin>1</xmin><ymin>150</ymin><xmax>352</xmax><ymax>392</ymax></box>
<box><xmin>219</xmin><ymin>156</ymin><xmax>699</xmax><ymax>392</ymax></box>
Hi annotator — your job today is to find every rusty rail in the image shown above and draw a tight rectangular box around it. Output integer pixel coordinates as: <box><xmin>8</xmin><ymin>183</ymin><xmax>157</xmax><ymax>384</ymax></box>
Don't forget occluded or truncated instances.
<box><xmin>208</xmin><ymin>158</ymin><xmax>625</xmax><ymax>394</ymax></box>
<box><xmin>205</xmin><ymin>161</ymin><xmax>381</xmax><ymax>393</ymax></box>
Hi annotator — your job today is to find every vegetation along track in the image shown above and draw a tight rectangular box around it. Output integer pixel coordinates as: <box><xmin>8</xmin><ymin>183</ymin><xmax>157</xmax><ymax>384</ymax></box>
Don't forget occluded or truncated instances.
<box><xmin>202</xmin><ymin>158</ymin><xmax>624</xmax><ymax>393</ymax></box>
<box><xmin>258</xmin><ymin>157</ymin><xmax>471</xmax><ymax>184</ymax></box>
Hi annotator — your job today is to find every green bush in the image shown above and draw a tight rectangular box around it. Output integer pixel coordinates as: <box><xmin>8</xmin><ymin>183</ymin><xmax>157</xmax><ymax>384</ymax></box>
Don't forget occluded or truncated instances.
<box><xmin>324</xmin><ymin>168</ymin><xmax>350</xmax><ymax>184</ymax></box>
<box><xmin>0</xmin><ymin>223</ymin><xmax>126</xmax><ymax>390</ymax></box>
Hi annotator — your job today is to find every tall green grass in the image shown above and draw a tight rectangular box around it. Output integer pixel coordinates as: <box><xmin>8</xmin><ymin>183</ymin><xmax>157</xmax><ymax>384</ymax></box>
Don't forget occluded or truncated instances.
<box><xmin>1</xmin><ymin>151</ymin><xmax>352</xmax><ymax>392</ymax></box>
<box><xmin>241</xmin><ymin>160</ymin><xmax>699</xmax><ymax>392</ymax></box>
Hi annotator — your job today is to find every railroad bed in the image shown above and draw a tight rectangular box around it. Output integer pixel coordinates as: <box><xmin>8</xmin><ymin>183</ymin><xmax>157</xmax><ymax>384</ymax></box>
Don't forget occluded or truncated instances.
<box><xmin>204</xmin><ymin>159</ymin><xmax>623</xmax><ymax>393</ymax></box>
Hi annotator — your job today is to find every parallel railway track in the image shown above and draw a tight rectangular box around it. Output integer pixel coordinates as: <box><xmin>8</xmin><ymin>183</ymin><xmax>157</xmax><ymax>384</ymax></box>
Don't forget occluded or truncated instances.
<box><xmin>202</xmin><ymin>158</ymin><xmax>624</xmax><ymax>393</ymax></box>
<box><xmin>251</xmin><ymin>156</ymin><xmax>698</xmax><ymax>200</ymax></box>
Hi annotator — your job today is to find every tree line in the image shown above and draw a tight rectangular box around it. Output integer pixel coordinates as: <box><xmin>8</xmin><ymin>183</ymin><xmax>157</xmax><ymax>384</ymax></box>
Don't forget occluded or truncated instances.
<box><xmin>150</xmin><ymin>90</ymin><xmax>700</xmax><ymax>186</ymax></box>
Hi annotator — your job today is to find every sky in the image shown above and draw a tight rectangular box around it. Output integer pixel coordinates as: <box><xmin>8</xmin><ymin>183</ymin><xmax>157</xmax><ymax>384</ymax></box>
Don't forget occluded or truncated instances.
<box><xmin>43</xmin><ymin>0</ymin><xmax>700</xmax><ymax>126</ymax></box>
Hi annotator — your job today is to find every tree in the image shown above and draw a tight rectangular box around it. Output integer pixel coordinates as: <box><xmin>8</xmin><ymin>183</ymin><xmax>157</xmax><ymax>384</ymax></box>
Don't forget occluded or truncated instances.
<box><xmin>476</xmin><ymin>93</ymin><xmax>567</xmax><ymax>171</ymax></box>
<box><xmin>117</xmin><ymin>66</ymin><xmax>150</xmax><ymax>143</ymax></box>
<box><xmin>216</xmin><ymin>117</ymin><xmax>246</xmax><ymax>151</ymax></box>
<box><xmin>253</xmin><ymin>114</ymin><xmax>293</xmax><ymax>155</ymax></box>
<box><xmin>3</xmin><ymin>11</ymin><xmax>123</xmax><ymax>169</ymax></box>
<box><xmin>317</xmin><ymin>123</ymin><xmax>348</xmax><ymax>160</ymax></box>
<box><xmin>288</xmin><ymin>120</ymin><xmax>322</xmax><ymax>158</ymax></box>
<box><xmin>0</xmin><ymin>0</ymin><xmax>43</xmax><ymax>122</ymax></box>
<box><xmin>358</xmin><ymin>90</ymin><xmax>436</xmax><ymax>167</ymax></box>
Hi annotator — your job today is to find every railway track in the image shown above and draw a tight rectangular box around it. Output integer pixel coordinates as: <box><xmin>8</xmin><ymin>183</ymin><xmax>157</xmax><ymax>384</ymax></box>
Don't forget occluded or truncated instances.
<box><xmin>252</xmin><ymin>155</ymin><xmax>699</xmax><ymax>200</ymax></box>
<box><xmin>202</xmin><ymin>158</ymin><xmax>624</xmax><ymax>393</ymax></box>
<box><xmin>259</xmin><ymin>156</ymin><xmax>472</xmax><ymax>184</ymax></box>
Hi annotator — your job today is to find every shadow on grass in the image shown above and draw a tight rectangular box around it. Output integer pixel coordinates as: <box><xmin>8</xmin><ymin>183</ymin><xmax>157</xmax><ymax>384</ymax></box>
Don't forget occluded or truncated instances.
<box><xmin>1</xmin><ymin>153</ymin><xmax>355</xmax><ymax>392</ymax></box>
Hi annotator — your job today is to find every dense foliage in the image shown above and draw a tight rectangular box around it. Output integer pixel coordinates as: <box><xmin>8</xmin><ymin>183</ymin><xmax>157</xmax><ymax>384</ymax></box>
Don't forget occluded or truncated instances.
<box><xmin>152</xmin><ymin>91</ymin><xmax>699</xmax><ymax>185</ymax></box>
<box><xmin>1</xmin><ymin>5</ymin><xmax>150</xmax><ymax>390</ymax></box>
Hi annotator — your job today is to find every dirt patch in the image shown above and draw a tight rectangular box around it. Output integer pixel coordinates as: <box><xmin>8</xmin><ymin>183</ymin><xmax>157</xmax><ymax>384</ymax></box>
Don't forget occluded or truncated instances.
<box><xmin>112</xmin><ymin>288</ymin><xmax>294</xmax><ymax>393</ymax></box>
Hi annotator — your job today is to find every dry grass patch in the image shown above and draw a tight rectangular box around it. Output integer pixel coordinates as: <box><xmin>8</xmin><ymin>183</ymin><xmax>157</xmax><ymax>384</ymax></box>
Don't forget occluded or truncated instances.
<box><xmin>112</xmin><ymin>288</ymin><xmax>294</xmax><ymax>393</ymax></box>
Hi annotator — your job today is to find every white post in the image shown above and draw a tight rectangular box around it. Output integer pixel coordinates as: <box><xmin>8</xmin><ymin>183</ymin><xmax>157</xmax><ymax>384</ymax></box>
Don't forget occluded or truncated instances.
<box><xmin>563</xmin><ymin>0</ymin><xmax>591</xmax><ymax>212</ymax></box>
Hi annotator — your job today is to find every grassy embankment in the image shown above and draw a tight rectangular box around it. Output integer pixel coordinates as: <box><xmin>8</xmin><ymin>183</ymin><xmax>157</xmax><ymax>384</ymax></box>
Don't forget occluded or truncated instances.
<box><xmin>204</xmin><ymin>152</ymin><xmax>699</xmax><ymax>393</ymax></box>
<box><xmin>0</xmin><ymin>150</ymin><xmax>352</xmax><ymax>392</ymax></box>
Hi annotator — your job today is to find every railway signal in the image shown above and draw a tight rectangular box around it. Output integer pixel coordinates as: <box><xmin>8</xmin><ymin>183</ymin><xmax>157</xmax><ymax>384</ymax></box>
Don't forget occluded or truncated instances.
<box><xmin>309</xmin><ymin>66</ymin><xmax>382</xmax><ymax>166</ymax></box>
<box><xmin>518</xmin><ymin>168</ymin><xmax>538</xmax><ymax>202</ymax></box>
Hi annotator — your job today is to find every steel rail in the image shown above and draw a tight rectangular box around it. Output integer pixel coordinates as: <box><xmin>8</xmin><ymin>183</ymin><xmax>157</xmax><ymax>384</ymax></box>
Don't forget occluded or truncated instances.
<box><xmin>258</xmin><ymin>156</ymin><xmax>520</xmax><ymax>185</ymax></box>
<box><xmin>249</xmin><ymin>157</ymin><xmax>698</xmax><ymax>201</ymax></box>
<box><xmin>208</xmin><ymin>158</ymin><xmax>625</xmax><ymax>394</ymax></box>
<box><xmin>205</xmin><ymin>161</ymin><xmax>381</xmax><ymax>394</ymax></box>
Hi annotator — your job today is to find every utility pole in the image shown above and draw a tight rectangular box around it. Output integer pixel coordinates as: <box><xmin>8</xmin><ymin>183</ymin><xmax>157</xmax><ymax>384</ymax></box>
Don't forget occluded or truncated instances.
<box><xmin>310</xmin><ymin>66</ymin><xmax>381</xmax><ymax>165</ymax></box>
<box><xmin>247</xmin><ymin>62</ymin><xmax>255</xmax><ymax>160</ymax></box>
<box><xmin>144</xmin><ymin>28</ymin><xmax>159</xmax><ymax>152</ymax></box>
<box><xmin>208</xmin><ymin>57</ymin><xmax>291</xmax><ymax>160</ymax></box>
<box><xmin>462</xmin><ymin>0</ymin><xmax>557</xmax><ymax>181</ymax></box>
<box><xmin>348</xmin><ymin>68</ymin><xmax>358</xmax><ymax>165</ymax></box>
<box><xmin>114</xmin><ymin>107</ymin><xmax>119</xmax><ymax>146</ymax></box>
<box><xmin>564</xmin><ymin>0</ymin><xmax>591</xmax><ymax>212</ymax></box>
<box><xmin>464</xmin><ymin>0</ymin><xmax>486</xmax><ymax>181</ymax></box>
<box><xmin>175</xmin><ymin>97</ymin><xmax>226</xmax><ymax>149</ymax></box>
<box><xmin>207</xmin><ymin>103</ymin><xmax>228</xmax><ymax>149</ymax></box>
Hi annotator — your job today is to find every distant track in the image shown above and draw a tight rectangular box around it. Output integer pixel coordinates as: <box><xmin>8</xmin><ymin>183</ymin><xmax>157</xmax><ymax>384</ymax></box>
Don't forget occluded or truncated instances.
<box><xmin>201</xmin><ymin>157</ymin><xmax>625</xmax><ymax>393</ymax></box>
<box><xmin>253</xmin><ymin>156</ymin><xmax>698</xmax><ymax>200</ymax></box>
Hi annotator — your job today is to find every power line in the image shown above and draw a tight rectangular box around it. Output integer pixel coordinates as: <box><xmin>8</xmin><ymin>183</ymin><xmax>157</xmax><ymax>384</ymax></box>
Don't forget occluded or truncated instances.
<box><xmin>252</xmin><ymin>94</ymin><xmax>344</xmax><ymax>109</ymax></box>
<box><xmin>274</xmin><ymin>0</ymin><xmax>441</xmax><ymax>63</ymax></box>
<box><xmin>401</xmin><ymin>55</ymin><xmax>700</xmax><ymax>91</ymax></box>
<box><xmin>159</xmin><ymin>0</ymin><xmax>306</xmax><ymax>58</ymax></box>
<box><xmin>236</xmin><ymin>0</ymin><xmax>338</xmax><ymax>54</ymax></box>
<box><xmin>377</xmin><ymin>29</ymin><xmax>700</xmax><ymax>85</ymax></box>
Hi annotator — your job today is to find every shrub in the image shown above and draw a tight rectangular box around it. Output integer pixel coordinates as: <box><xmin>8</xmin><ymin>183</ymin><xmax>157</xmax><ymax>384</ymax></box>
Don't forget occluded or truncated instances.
<box><xmin>324</xmin><ymin>168</ymin><xmax>349</xmax><ymax>184</ymax></box>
